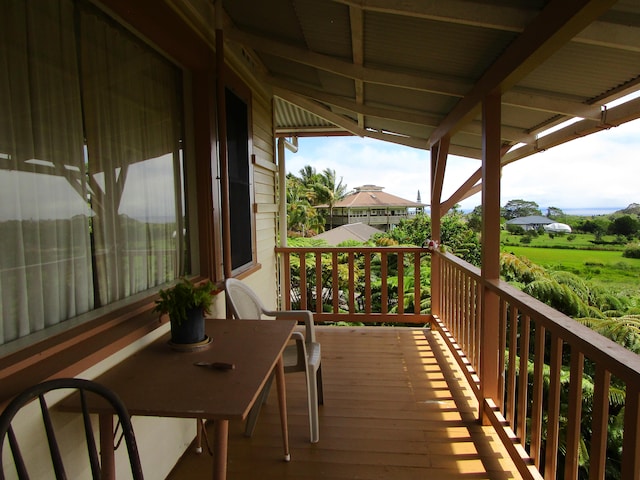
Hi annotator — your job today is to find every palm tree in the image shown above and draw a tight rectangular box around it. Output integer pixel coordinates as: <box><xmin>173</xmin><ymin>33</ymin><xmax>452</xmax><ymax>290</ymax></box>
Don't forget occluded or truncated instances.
<box><xmin>316</xmin><ymin>168</ymin><xmax>348</xmax><ymax>230</ymax></box>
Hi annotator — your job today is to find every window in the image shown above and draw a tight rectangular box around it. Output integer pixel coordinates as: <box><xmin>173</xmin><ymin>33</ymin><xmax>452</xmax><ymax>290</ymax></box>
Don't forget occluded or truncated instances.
<box><xmin>0</xmin><ymin>0</ymin><xmax>189</xmax><ymax>346</ymax></box>
<box><xmin>225</xmin><ymin>86</ymin><xmax>255</xmax><ymax>272</ymax></box>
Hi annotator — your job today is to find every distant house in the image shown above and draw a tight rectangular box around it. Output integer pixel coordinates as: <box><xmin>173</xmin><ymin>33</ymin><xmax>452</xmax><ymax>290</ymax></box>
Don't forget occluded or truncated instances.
<box><xmin>505</xmin><ymin>215</ymin><xmax>553</xmax><ymax>231</ymax></box>
<box><xmin>318</xmin><ymin>185</ymin><xmax>425</xmax><ymax>232</ymax></box>
<box><xmin>313</xmin><ymin>223</ymin><xmax>381</xmax><ymax>245</ymax></box>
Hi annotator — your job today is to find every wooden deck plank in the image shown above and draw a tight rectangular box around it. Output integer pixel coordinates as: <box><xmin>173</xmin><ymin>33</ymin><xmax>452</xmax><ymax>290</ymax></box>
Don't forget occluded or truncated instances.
<box><xmin>167</xmin><ymin>327</ymin><xmax>523</xmax><ymax>480</ymax></box>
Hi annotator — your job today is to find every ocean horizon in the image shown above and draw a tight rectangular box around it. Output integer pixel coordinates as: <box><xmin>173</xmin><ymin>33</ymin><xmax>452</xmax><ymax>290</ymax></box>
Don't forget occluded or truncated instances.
<box><xmin>548</xmin><ymin>207</ymin><xmax>625</xmax><ymax>216</ymax></box>
<box><xmin>457</xmin><ymin>206</ymin><xmax>627</xmax><ymax>216</ymax></box>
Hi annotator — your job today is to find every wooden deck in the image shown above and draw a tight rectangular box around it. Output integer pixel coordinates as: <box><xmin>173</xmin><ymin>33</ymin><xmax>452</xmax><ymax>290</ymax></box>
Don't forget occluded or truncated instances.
<box><xmin>167</xmin><ymin>326</ymin><xmax>523</xmax><ymax>480</ymax></box>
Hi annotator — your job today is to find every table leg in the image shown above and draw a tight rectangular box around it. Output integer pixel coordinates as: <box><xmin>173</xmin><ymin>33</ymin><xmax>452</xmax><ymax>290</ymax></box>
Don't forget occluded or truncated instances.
<box><xmin>275</xmin><ymin>356</ymin><xmax>291</xmax><ymax>461</ymax></box>
<box><xmin>99</xmin><ymin>414</ymin><xmax>115</xmax><ymax>480</ymax></box>
<box><xmin>196</xmin><ymin>418</ymin><xmax>203</xmax><ymax>453</ymax></box>
<box><xmin>212</xmin><ymin>419</ymin><xmax>229</xmax><ymax>480</ymax></box>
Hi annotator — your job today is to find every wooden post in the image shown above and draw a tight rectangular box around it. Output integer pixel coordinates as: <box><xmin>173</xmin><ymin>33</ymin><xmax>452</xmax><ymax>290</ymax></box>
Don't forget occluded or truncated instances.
<box><xmin>480</xmin><ymin>93</ymin><xmax>501</xmax><ymax>424</ymax></box>
<box><xmin>430</xmin><ymin>137</ymin><xmax>448</xmax><ymax>316</ymax></box>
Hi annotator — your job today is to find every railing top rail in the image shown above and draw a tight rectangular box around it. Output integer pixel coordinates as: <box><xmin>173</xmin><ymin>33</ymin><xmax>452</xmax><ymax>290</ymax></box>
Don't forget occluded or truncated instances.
<box><xmin>276</xmin><ymin>246</ymin><xmax>428</xmax><ymax>253</ymax></box>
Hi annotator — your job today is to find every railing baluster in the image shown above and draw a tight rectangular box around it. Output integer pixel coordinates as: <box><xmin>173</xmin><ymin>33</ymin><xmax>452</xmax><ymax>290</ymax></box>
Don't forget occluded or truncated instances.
<box><xmin>315</xmin><ymin>251</ymin><xmax>323</xmax><ymax>314</ymax></box>
<box><xmin>589</xmin><ymin>366</ymin><xmax>611</xmax><ymax>480</ymax></box>
<box><xmin>413</xmin><ymin>251</ymin><xmax>421</xmax><ymax>314</ymax></box>
<box><xmin>348</xmin><ymin>251</ymin><xmax>355</xmax><ymax>314</ymax></box>
<box><xmin>332</xmin><ymin>250</ymin><xmax>339</xmax><ymax>313</ymax></box>
<box><xmin>530</xmin><ymin>323</ymin><xmax>546</xmax><ymax>468</ymax></box>
<box><xmin>497</xmin><ymin>298</ymin><xmax>507</xmax><ymax>412</ymax></box>
<box><xmin>621</xmin><ymin>384</ymin><xmax>640</xmax><ymax>480</ymax></box>
<box><xmin>364</xmin><ymin>251</ymin><xmax>372</xmax><ymax>315</ymax></box>
<box><xmin>397</xmin><ymin>252</ymin><xmax>404</xmax><ymax>315</ymax></box>
<box><xmin>543</xmin><ymin>334</ymin><xmax>563</xmax><ymax>479</ymax></box>
<box><xmin>300</xmin><ymin>251</ymin><xmax>307</xmax><ymax>310</ymax></box>
<box><xmin>564</xmin><ymin>350</ymin><xmax>584</xmax><ymax>480</ymax></box>
<box><xmin>517</xmin><ymin>314</ymin><xmax>531</xmax><ymax>443</ymax></box>
<box><xmin>381</xmin><ymin>251</ymin><xmax>388</xmax><ymax>314</ymax></box>
<box><xmin>506</xmin><ymin>304</ymin><xmax>518</xmax><ymax>427</ymax></box>
<box><xmin>283</xmin><ymin>251</ymin><xmax>292</xmax><ymax>309</ymax></box>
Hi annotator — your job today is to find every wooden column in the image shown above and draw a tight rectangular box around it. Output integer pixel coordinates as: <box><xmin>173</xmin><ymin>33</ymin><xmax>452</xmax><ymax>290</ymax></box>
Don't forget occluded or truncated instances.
<box><xmin>480</xmin><ymin>93</ymin><xmax>501</xmax><ymax>424</ymax></box>
<box><xmin>430</xmin><ymin>138</ymin><xmax>447</xmax><ymax>316</ymax></box>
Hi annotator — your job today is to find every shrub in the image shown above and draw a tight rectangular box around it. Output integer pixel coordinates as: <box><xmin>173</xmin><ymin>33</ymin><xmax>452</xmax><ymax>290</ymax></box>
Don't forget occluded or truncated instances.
<box><xmin>506</xmin><ymin>224</ymin><xmax>524</xmax><ymax>234</ymax></box>
<box><xmin>623</xmin><ymin>243</ymin><xmax>640</xmax><ymax>259</ymax></box>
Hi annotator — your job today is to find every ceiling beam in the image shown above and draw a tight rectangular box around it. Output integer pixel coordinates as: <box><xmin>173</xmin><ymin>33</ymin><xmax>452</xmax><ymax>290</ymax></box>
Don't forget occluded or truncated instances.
<box><xmin>501</xmin><ymin>95</ymin><xmax>640</xmax><ymax>166</ymax></box>
<box><xmin>334</xmin><ymin>0</ymin><xmax>534</xmax><ymax>32</ymax></box>
<box><xmin>503</xmin><ymin>90</ymin><xmax>602</xmax><ymax>121</ymax></box>
<box><xmin>428</xmin><ymin>0</ymin><xmax>618</xmax><ymax>147</ymax></box>
<box><xmin>228</xmin><ymin>25</ymin><xmax>607</xmax><ymax>121</ymax></box>
<box><xmin>349</xmin><ymin>6</ymin><xmax>365</xmax><ymax>129</ymax></box>
<box><xmin>334</xmin><ymin>0</ymin><xmax>640</xmax><ymax>52</ymax></box>
<box><xmin>226</xmin><ymin>25</ymin><xmax>470</xmax><ymax>96</ymax></box>
<box><xmin>270</xmin><ymin>77</ymin><xmax>536</xmax><ymax>145</ymax></box>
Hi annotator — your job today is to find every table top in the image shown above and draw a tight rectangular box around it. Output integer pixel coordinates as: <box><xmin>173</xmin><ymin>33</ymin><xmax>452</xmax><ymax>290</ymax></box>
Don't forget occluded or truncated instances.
<box><xmin>67</xmin><ymin>319</ymin><xmax>296</xmax><ymax>421</ymax></box>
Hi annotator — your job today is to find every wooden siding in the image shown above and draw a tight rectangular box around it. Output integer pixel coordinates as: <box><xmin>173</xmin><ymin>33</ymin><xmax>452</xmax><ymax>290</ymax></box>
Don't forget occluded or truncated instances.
<box><xmin>167</xmin><ymin>327</ymin><xmax>523</xmax><ymax>479</ymax></box>
<box><xmin>246</xmin><ymin>77</ymin><xmax>279</xmax><ymax>308</ymax></box>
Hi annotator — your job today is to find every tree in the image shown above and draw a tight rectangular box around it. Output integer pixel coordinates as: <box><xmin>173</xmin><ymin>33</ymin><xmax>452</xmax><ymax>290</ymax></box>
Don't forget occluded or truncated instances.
<box><xmin>286</xmin><ymin>174</ymin><xmax>325</xmax><ymax>236</ymax></box>
<box><xmin>546</xmin><ymin>206</ymin><xmax>564</xmax><ymax>219</ymax></box>
<box><xmin>466</xmin><ymin>205</ymin><xmax>483</xmax><ymax>232</ymax></box>
<box><xmin>502</xmin><ymin>199</ymin><xmax>542</xmax><ymax>220</ymax></box>
<box><xmin>290</xmin><ymin>166</ymin><xmax>348</xmax><ymax>231</ymax></box>
<box><xmin>375</xmin><ymin>212</ymin><xmax>481</xmax><ymax>266</ymax></box>
<box><xmin>316</xmin><ymin>168</ymin><xmax>348</xmax><ymax>229</ymax></box>
<box><xmin>608</xmin><ymin>215</ymin><xmax>639</xmax><ymax>237</ymax></box>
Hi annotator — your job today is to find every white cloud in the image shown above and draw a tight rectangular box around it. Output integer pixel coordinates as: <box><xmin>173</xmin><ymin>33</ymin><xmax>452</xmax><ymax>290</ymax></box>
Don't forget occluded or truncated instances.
<box><xmin>285</xmin><ymin>118</ymin><xmax>640</xmax><ymax>213</ymax></box>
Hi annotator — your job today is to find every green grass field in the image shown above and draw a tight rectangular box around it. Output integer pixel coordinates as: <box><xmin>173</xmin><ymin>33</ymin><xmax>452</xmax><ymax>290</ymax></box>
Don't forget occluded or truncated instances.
<box><xmin>505</xmin><ymin>245</ymin><xmax>640</xmax><ymax>294</ymax></box>
<box><xmin>500</xmin><ymin>231</ymin><xmax>625</xmax><ymax>250</ymax></box>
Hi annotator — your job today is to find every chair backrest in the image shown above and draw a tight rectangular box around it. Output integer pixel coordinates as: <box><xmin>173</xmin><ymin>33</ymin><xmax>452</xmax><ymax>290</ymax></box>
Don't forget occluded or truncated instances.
<box><xmin>0</xmin><ymin>377</ymin><xmax>144</xmax><ymax>480</ymax></box>
<box><xmin>224</xmin><ymin>278</ymin><xmax>268</xmax><ymax>320</ymax></box>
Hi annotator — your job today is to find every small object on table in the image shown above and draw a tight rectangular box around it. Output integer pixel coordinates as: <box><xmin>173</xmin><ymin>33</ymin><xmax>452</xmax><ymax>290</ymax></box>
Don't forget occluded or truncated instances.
<box><xmin>194</xmin><ymin>361</ymin><xmax>236</xmax><ymax>371</ymax></box>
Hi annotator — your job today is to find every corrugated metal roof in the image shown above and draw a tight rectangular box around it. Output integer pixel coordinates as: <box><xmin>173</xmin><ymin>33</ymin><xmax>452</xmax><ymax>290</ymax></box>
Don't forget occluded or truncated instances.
<box><xmin>221</xmin><ymin>0</ymin><xmax>640</xmax><ymax>201</ymax></box>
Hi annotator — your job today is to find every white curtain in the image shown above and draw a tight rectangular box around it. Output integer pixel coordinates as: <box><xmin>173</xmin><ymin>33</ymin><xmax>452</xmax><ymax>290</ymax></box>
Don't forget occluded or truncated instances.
<box><xmin>0</xmin><ymin>0</ymin><xmax>185</xmax><ymax>344</ymax></box>
<box><xmin>0</xmin><ymin>0</ymin><xmax>93</xmax><ymax>344</ymax></box>
<box><xmin>80</xmin><ymin>6</ymin><xmax>183</xmax><ymax>307</ymax></box>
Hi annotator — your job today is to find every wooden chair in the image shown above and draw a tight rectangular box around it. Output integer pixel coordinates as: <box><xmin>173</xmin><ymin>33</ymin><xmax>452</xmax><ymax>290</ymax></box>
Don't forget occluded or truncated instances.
<box><xmin>0</xmin><ymin>377</ymin><xmax>144</xmax><ymax>479</ymax></box>
<box><xmin>225</xmin><ymin>278</ymin><xmax>323</xmax><ymax>443</ymax></box>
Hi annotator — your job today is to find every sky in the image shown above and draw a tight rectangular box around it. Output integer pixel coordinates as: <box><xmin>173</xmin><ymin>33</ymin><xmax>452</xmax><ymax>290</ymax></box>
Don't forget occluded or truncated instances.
<box><xmin>285</xmin><ymin>117</ymin><xmax>640</xmax><ymax>214</ymax></box>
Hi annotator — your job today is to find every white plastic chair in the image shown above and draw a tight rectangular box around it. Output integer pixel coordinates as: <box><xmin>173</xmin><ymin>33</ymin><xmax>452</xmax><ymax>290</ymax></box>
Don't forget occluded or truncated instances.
<box><xmin>224</xmin><ymin>278</ymin><xmax>323</xmax><ymax>443</ymax></box>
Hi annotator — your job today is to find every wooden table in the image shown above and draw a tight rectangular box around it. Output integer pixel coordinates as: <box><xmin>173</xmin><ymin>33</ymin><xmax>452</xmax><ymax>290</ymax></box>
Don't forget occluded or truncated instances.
<box><xmin>65</xmin><ymin>319</ymin><xmax>296</xmax><ymax>480</ymax></box>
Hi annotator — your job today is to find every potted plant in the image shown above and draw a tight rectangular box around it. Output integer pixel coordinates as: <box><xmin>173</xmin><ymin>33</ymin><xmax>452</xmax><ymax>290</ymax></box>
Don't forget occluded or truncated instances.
<box><xmin>152</xmin><ymin>278</ymin><xmax>215</xmax><ymax>345</ymax></box>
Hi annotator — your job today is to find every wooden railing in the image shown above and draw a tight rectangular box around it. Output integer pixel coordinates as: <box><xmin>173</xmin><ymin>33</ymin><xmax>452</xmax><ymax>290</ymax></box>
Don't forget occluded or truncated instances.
<box><xmin>276</xmin><ymin>246</ymin><xmax>431</xmax><ymax>324</ymax></box>
<box><xmin>277</xmin><ymin>245</ymin><xmax>640</xmax><ymax>479</ymax></box>
<box><xmin>434</xmin><ymin>251</ymin><xmax>640</xmax><ymax>480</ymax></box>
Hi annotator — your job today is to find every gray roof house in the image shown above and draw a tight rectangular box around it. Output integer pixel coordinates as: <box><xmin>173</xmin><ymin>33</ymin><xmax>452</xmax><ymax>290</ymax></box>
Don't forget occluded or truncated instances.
<box><xmin>313</xmin><ymin>223</ymin><xmax>381</xmax><ymax>245</ymax></box>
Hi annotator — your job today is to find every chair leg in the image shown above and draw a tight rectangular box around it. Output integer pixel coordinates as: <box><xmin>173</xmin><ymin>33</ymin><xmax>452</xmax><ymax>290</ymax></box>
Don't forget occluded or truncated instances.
<box><xmin>316</xmin><ymin>365</ymin><xmax>324</xmax><ymax>405</ymax></box>
<box><xmin>305</xmin><ymin>367</ymin><xmax>320</xmax><ymax>443</ymax></box>
<box><xmin>244</xmin><ymin>373</ymin><xmax>274</xmax><ymax>437</ymax></box>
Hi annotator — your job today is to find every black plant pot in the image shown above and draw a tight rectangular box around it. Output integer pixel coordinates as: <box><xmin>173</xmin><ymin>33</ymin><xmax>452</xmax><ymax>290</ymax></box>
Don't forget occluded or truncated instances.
<box><xmin>170</xmin><ymin>308</ymin><xmax>206</xmax><ymax>345</ymax></box>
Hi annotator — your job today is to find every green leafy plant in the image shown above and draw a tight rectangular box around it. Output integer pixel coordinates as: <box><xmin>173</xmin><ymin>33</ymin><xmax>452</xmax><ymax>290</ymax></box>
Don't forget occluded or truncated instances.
<box><xmin>152</xmin><ymin>278</ymin><xmax>215</xmax><ymax>326</ymax></box>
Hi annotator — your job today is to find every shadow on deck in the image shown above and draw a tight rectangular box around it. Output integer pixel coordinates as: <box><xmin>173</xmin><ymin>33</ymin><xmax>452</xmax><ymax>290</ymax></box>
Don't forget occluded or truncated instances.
<box><xmin>167</xmin><ymin>326</ymin><xmax>522</xmax><ymax>479</ymax></box>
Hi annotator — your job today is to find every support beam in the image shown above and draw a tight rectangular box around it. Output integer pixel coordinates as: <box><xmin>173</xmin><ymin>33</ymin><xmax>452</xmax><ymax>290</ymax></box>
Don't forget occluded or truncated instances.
<box><xmin>429</xmin><ymin>0</ymin><xmax>617</xmax><ymax>146</ymax></box>
<box><xmin>480</xmin><ymin>93</ymin><xmax>501</xmax><ymax>424</ymax></box>
<box><xmin>430</xmin><ymin>137</ymin><xmax>448</xmax><ymax>316</ymax></box>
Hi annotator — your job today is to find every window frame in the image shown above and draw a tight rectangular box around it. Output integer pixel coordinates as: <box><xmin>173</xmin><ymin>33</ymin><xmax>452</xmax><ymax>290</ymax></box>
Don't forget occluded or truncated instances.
<box><xmin>222</xmin><ymin>71</ymin><xmax>258</xmax><ymax>278</ymax></box>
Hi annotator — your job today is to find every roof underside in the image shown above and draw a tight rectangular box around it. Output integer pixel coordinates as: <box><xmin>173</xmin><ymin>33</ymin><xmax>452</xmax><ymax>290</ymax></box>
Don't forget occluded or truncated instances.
<box><xmin>219</xmin><ymin>0</ymin><xmax>640</xmax><ymax>202</ymax></box>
